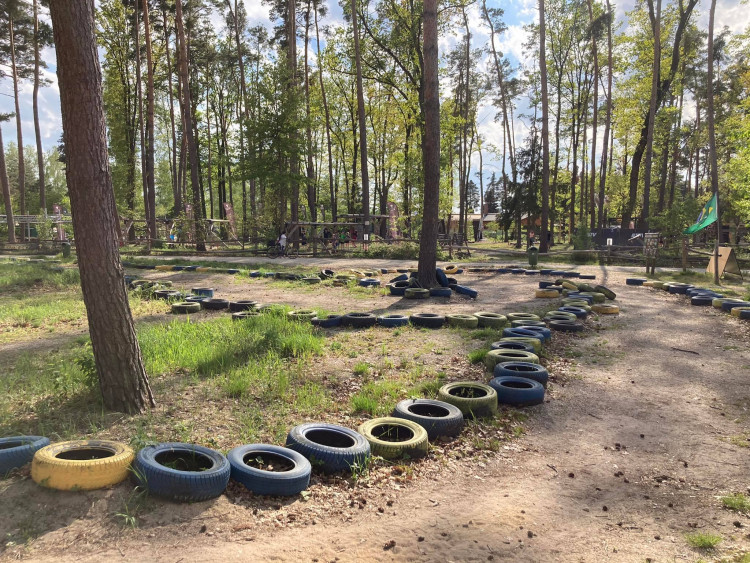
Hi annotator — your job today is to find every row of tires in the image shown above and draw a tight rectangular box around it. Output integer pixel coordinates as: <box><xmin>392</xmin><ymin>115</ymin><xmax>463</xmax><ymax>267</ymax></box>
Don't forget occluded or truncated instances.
<box><xmin>629</xmin><ymin>278</ymin><xmax>750</xmax><ymax>319</ymax></box>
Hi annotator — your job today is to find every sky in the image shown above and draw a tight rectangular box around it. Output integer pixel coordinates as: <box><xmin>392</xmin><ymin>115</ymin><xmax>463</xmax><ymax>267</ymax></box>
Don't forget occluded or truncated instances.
<box><xmin>1</xmin><ymin>0</ymin><xmax>748</xmax><ymax>198</ymax></box>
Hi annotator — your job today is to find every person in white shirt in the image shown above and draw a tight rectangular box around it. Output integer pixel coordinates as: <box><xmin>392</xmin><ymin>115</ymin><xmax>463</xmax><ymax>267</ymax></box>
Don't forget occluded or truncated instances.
<box><xmin>279</xmin><ymin>232</ymin><xmax>287</xmax><ymax>255</ymax></box>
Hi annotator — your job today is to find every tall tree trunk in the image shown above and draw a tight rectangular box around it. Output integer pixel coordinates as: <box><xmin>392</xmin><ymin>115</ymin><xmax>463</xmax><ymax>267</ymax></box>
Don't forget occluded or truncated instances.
<box><xmin>418</xmin><ymin>0</ymin><xmax>439</xmax><ymax>287</ymax></box>
<box><xmin>9</xmin><ymin>16</ymin><xmax>26</xmax><ymax>219</ymax></box>
<box><xmin>142</xmin><ymin>0</ymin><xmax>156</xmax><ymax>239</ymax></box>
<box><xmin>707</xmin><ymin>0</ymin><xmax>720</xmax><ymax>282</ymax></box>
<box><xmin>49</xmin><ymin>0</ymin><xmax>154</xmax><ymax>414</ymax></box>
<box><xmin>314</xmin><ymin>3</ymin><xmax>336</xmax><ymax>222</ymax></box>
<box><xmin>352</xmin><ymin>0</ymin><xmax>369</xmax><ymax>234</ymax></box>
<box><xmin>539</xmin><ymin>0</ymin><xmax>550</xmax><ymax>252</ymax></box>
<box><xmin>642</xmin><ymin>0</ymin><xmax>661</xmax><ymax>228</ymax></box>
<box><xmin>163</xmin><ymin>8</ymin><xmax>180</xmax><ymax>214</ymax></box>
<box><xmin>133</xmin><ymin>3</ymin><xmax>150</xmax><ymax>240</ymax></box>
<box><xmin>597</xmin><ymin>0</ymin><xmax>613</xmax><ymax>228</ymax></box>
<box><xmin>33</xmin><ymin>0</ymin><xmax>46</xmax><ymax>214</ymax></box>
<box><xmin>303</xmin><ymin>0</ymin><xmax>316</xmax><ymax>222</ymax></box>
<box><xmin>586</xmin><ymin>0</ymin><xmax>599</xmax><ymax>232</ymax></box>
<box><xmin>287</xmin><ymin>0</ymin><xmax>299</xmax><ymax>243</ymax></box>
<box><xmin>175</xmin><ymin>0</ymin><xmax>205</xmax><ymax>250</ymax></box>
<box><xmin>0</xmin><ymin>125</ymin><xmax>16</xmax><ymax>243</ymax></box>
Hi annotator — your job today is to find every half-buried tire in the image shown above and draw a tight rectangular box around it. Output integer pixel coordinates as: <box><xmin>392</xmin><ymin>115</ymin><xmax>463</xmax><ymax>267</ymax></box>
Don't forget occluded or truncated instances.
<box><xmin>410</xmin><ymin>313</ymin><xmax>445</xmax><ymax>329</ymax></box>
<box><xmin>227</xmin><ymin>444</ymin><xmax>311</xmax><ymax>496</ymax></box>
<box><xmin>286</xmin><ymin>423</ymin><xmax>371</xmax><ymax>474</ymax></box>
<box><xmin>358</xmin><ymin>418</ymin><xmax>429</xmax><ymax>459</ymax></box>
<box><xmin>489</xmin><ymin>376</ymin><xmax>545</xmax><ymax>406</ymax></box>
<box><xmin>438</xmin><ymin>382</ymin><xmax>498</xmax><ymax>418</ymax></box>
<box><xmin>392</xmin><ymin>399</ymin><xmax>464</xmax><ymax>440</ymax></box>
<box><xmin>0</xmin><ymin>436</ymin><xmax>50</xmax><ymax>475</ymax></box>
<box><xmin>493</xmin><ymin>362</ymin><xmax>549</xmax><ymax>387</ymax></box>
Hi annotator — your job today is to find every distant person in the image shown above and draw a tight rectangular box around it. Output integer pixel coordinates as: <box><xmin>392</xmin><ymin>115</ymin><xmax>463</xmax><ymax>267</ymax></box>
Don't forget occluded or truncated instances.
<box><xmin>279</xmin><ymin>231</ymin><xmax>287</xmax><ymax>255</ymax></box>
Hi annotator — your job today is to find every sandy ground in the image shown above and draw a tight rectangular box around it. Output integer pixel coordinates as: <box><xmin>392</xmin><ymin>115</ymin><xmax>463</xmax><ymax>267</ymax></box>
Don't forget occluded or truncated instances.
<box><xmin>2</xmin><ymin>261</ymin><xmax>750</xmax><ymax>562</ymax></box>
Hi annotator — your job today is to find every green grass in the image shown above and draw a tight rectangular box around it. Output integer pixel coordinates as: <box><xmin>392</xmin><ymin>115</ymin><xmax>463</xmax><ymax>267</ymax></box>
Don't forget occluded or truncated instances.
<box><xmin>0</xmin><ymin>262</ymin><xmax>80</xmax><ymax>292</ymax></box>
<box><xmin>685</xmin><ymin>532</ymin><xmax>722</xmax><ymax>549</ymax></box>
<box><xmin>468</xmin><ymin>347</ymin><xmax>490</xmax><ymax>364</ymax></box>
<box><xmin>353</xmin><ymin>361</ymin><xmax>370</xmax><ymax>376</ymax></box>
<box><xmin>721</xmin><ymin>493</ymin><xmax>750</xmax><ymax>513</ymax></box>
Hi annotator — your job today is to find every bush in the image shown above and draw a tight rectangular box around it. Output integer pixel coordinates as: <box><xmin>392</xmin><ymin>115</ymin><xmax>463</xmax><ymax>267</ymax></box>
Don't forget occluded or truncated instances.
<box><xmin>353</xmin><ymin>241</ymin><xmax>447</xmax><ymax>261</ymax></box>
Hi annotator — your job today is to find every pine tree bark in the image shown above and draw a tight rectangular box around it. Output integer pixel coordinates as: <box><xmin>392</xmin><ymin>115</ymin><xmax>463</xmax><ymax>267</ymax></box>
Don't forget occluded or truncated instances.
<box><xmin>597</xmin><ymin>0</ymin><xmax>613</xmax><ymax>228</ymax></box>
<box><xmin>33</xmin><ymin>0</ymin><xmax>46</xmax><ymax>214</ymax></box>
<box><xmin>352</xmin><ymin>0</ymin><xmax>369</xmax><ymax>234</ymax></box>
<box><xmin>706</xmin><ymin>0</ymin><xmax>720</xmax><ymax>283</ymax></box>
<box><xmin>162</xmin><ymin>7</ymin><xmax>181</xmax><ymax>214</ymax></box>
<box><xmin>9</xmin><ymin>16</ymin><xmax>26</xmax><ymax>219</ymax></box>
<box><xmin>49</xmin><ymin>0</ymin><xmax>154</xmax><ymax>414</ymax></box>
<box><xmin>539</xmin><ymin>0</ymin><xmax>550</xmax><ymax>253</ymax></box>
<box><xmin>0</xmin><ymin>124</ymin><xmax>16</xmax><ymax>243</ymax></box>
<box><xmin>314</xmin><ymin>2</ymin><xmax>336</xmax><ymax>222</ymax></box>
<box><xmin>417</xmin><ymin>0</ymin><xmax>439</xmax><ymax>288</ymax></box>
<box><xmin>142</xmin><ymin>0</ymin><xmax>156</xmax><ymax>240</ymax></box>
<box><xmin>586</xmin><ymin>0</ymin><xmax>599</xmax><ymax>232</ymax></box>
<box><xmin>642</xmin><ymin>0</ymin><xmax>661</xmax><ymax>228</ymax></box>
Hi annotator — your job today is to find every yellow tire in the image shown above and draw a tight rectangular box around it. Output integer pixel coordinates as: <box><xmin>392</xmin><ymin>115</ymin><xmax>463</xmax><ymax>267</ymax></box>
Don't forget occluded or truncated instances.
<box><xmin>444</xmin><ymin>265</ymin><xmax>459</xmax><ymax>274</ymax></box>
<box><xmin>497</xmin><ymin>336</ymin><xmax>542</xmax><ymax>354</ymax></box>
<box><xmin>731</xmin><ymin>306</ymin><xmax>750</xmax><ymax>318</ymax></box>
<box><xmin>592</xmin><ymin>304</ymin><xmax>619</xmax><ymax>315</ymax></box>
<box><xmin>32</xmin><ymin>440</ymin><xmax>135</xmax><ymax>491</ymax></box>
<box><xmin>155</xmin><ymin>264</ymin><xmax>174</xmax><ymax>271</ymax></box>
<box><xmin>561</xmin><ymin>281</ymin><xmax>578</xmax><ymax>290</ymax></box>
<box><xmin>535</xmin><ymin>289</ymin><xmax>560</xmax><ymax>298</ymax></box>
<box><xmin>642</xmin><ymin>281</ymin><xmax>656</xmax><ymax>287</ymax></box>
<box><xmin>196</xmin><ymin>266</ymin><xmax>211</xmax><ymax>272</ymax></box>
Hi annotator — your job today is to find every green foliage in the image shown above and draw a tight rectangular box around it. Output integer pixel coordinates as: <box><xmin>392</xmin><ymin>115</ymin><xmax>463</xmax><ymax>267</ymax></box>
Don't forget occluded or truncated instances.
<box><xmin>649</xmin><ymin>195</ymin><xmax>702</xmax><ymax>240</ymax></box>
<box><xmin>0</xmin><ymin>262</ymin><xmax>80</xmax><ymax>292</ymax></box>
<box><xmin>685</xmin><ymin>532</ymin><xmax>722</xmax><ymax>549</ymax></box>
<box><xmin>468</xmin><ymin>347</ymin><xmax>489</xmax><ymax>364</ymax></box>
<box><xmin>721</xmin><ymin>493</ymin><xmax>750</xmax><ymax>513</ymax></box>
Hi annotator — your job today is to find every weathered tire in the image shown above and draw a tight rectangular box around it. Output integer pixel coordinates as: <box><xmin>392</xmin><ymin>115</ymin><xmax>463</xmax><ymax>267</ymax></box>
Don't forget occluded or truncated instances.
<box><xmin>712</xmin><ymin>297</ymin><xmax>736</xmax><ymax>309</ymax></box>
<box><xmin>227</xmin><ymin>444</ymin><xmax>311</xmax><ymax>496</ymax></box>
<box><xmin>721</xmin><ymin>301</ymin><xmax>750</xmax><ymax>312</ymax></box>
<box><xmin>32</xmin><ymin>440</ymin><xmax>134</xmax><ymax>491</ymax></box>
<box><xmin>731</xmin><ymin>307</ymin><xmax>750</xmax><ymax>319</ymax></box>
<box><xmin>490</xmin><ymin>341</ymin><xmax>536</xmax><ymax>353</ymax></box>
<box><xmin>229</xmin><ymin>300</ymin><xmax>257</xmax><ymax>312</ymax></box>
<box><xmin>302</xmin><ymin>277</ymin><xmax>322</xmax><ymax>284</ymax></box>
<box><xmin>359</xmin><ymin>278</ymin><xmax>381</xmax><ymax>287</ymax></box>
<box><xmin>493</xmin><ymin>362</ymin><xmax>549</xmax><ymax>387</ymax></box>
<box><xmin>358</xmin><ymin>418</ymin><xmax>429</xmax><ymax>459</ymax></box>
<box><xmin>172</xmin><ymin>301</ymin><xmax>201</xmax><ymax>314</ymax></box>
<box><xmin>489</xmin><ymin>376</ymin><xmax>545</xmax><ymax>406</ymax></box>
<box><xmin>591</xmin><ymin>304</ymin><xmax>620</xmax><ymax>315</ymax></box>
<box><xmin>377</xmin><ymin>314</ymin><xmax>410</xmax><ymax>328</ymax></box>
<box><xmin>289</xmin><ymin>310</ymin><xmax>317</xmax><ymax>322</ymax></box>
<box><xmin>535</xmin><ymin>288</ymin><xmax>560</xmax><ymax>298</ymax></box>
<box><xmin>429</xmin><ymin>287</ymin><xmax>452</xmax><ymax>298</ymax></box>
<box><xmin>191</xmin><ymin>287</ymin><xmax>214</xmax><ymax>297</ymax></box>
<box><xmin>626</xmin><ymin>278</ymin><xmax>646</xmax><ymax>286</ymax></box>
<box><xmin>312</xmin><ymin>314</ymin><xmax>343</xmax><ymax>328</ymax></box>
<box><xmin>202</xmin><ymin>298</ymin><xmax>229</xmax><ymax>311</ymax></box>
<box><xmin>558</xmin><ymin>306</ymin><xmax>588</xmax><ymax>318</ymax></box>
<box><xmin>320</xmin><ymin>269</ymin><xmax>335</xmax><ymax>279</ymax></box>
<box><xmin>343</xmin><ymin>312</ymin><xmax>377</xmax><ymax>328</ymax></box>
<box><xmin>443</xmin><ymin>265</ymin><xmax>459</xmax><ymax>275</ymax></box>
<box><xmin>410</xmin><ymin>313</ymin><xmax>445</xmax><ymax>329</ymax></box>
<box><xmin>436</xmin><ymin>268</ymin><xmax>449</xmax><ymax>287</ymax></box>
<box><xmin>594</xmin><ymin>285</ymin><xmax>616</xmax><ymax>300</ymax></box>
<box><xmin>691</xmin><ymin>295</ymin><xmax>714</xmax><ymax>306</ymax></box>
<box><xmin>473</xmin><ymin>312</ymin><xmax>507</xmax><ymax>328</ymax></box>
<box><xmin>548</xmin><ymin>319</ymin><xmax>583</xmax><ymax>332</ymax></box>
<box><xmin>512</xmin><ymin>325</ymin><xmax>552</xmax><ymax>342</ymax></box>
<box><xmin>578</xmin><ymin>274</ymin><xmax>596</xmax><ymax>280</ymax></box>
<box><xmin>438</xmin><ymin>382</ymin><xmax>498</xmax><ymax>418</ymax></box>
<box><xmin>133</xmin><ymin>442</ymin><xmax>230</xmax><ymax>502</ymax></box>
<box><xmin>392</xmin><ymin>399</ymin><xmax>464</xmax><ymax>440</ymax></box>
<box><xmin>667</xmin><ymin>283</ymin><xmax>693</xmax><ymax>294</ymax></box>
<box><xmin>389</xmin><ymin>274</ymin><xmax>409</xmax><ymax>283</ymax></box>
<box><xmin>452</xmin><ymin>285</ymin><xmax>478</xmax><ymax>298</ymax></box>
<box><xmin>561</xmin><ymin>281</ymin><xmax>579</xmax><ymax>290</ymax></box>
<box><xmin>0</xmin><ymin>436</ymin><xmax>50</xmax><ymax>475</ymax></box>
<box><xmin>510</xmin><ymin>319</ymin><xmax>547</xmax><ymax>328</ymax></box>
<box><xmin>545</xmin><ymin>311</ymin><xmax>578</xmax><ymax>322</ymax></box>
<box><xmin>405</xmin><ymin>288</ymin><xmax>430</xmax><ymax>299</ymax></box>
<box><xmin>497</xmin><ymin>337</ymin><xmax>543</xmax><ymax>353</ymax></box>
<box><xmin>286</xmin><ymin>423</ymin><xmax>370</xmax><ymax>474</ymax></box>
<box><xmin>539</xmin><ymin>281</ymin><xmax>556</xmax><ymax>289</ymax></box>
<box><xmin>578</xmin><ymin>291</ymin><xmax>606</xmax><ymax>303</ymax></box>
<box><xmin>388</xmin><ymin>281</ymin><xmax>409</xmax><ymax>296</ymax></box>
<box><xmin>232</xmin><ymin>311</ymin><xmax>260</xmax><ymax>321</ymax></box>
<box><xmin>446</xmin><ymin>314</ymin><xmax>479</xmax><ymax>329</ymax></box>
<box><xmin>484</xmin><ymin>349</ymin><xmax>539</xmax><ymax>371</ymax></box>
<box><xmin>506</xmin><ymin>313</ymin><xmax>541</xmax><ymax>322</ymax></box>
<box><xmin>503</xmin><ymin>327</ymin><xmax>546</xmax><ymax>345</ymax></box>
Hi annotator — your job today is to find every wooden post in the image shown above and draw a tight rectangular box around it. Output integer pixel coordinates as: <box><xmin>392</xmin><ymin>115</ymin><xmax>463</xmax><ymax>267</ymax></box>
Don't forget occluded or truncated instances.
<box><xmin>681</xmin><ymin>237</ymin><xmax>688</xmax><ymax>272</ymax></box>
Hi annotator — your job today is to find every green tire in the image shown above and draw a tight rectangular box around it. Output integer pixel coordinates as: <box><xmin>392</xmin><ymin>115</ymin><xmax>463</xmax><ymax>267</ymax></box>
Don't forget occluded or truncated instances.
<box><xmin>484</xmin><ymin>348</ymin><xmax>540</xmax><ymax>371</ymax></box>
<box><xmin>446</xmin><ymin>314</ymin><xmax>480</xmax><ymax>328</ymax></box>
<box><xmin>473</xmin><ymin>312</ymin><xmax>507</xmax><ymax>328</ymax></box>
<box><xmin>594</xmin><ymin>285</ymin><xmax>617</xmax><ymax>300</ymax></box>
<box><xmin>357</xmin><ymin>417</ymin><xmax>429</xmax><ymax>459</ymax></box>
<box><xmin>506</xmin><ymin>312</ymin><xmax>541</xmax><ymax>322</ymax></box>
<box><xmin>171</xmin><ymin>302</ymin><xmax>201</xmax><ymax>314</ymax></box>
<box><xmin>438</xmin><ymin>382</ymin><xmax>498</xmax><ymax>418</ymax></box>
<box><xmin>288</xmin><ymin>310</ymin><xmax>316</xmax><ymax>322</ymax></box>
<box><xmin>405</xmin><ymin>288</ymin><xmax>430</xmax><ymax>299</ymax></box>
<box><xmin>496</xmin><ymin>337</ymin><xmax>542</xmax><ymax>354</ymax></box>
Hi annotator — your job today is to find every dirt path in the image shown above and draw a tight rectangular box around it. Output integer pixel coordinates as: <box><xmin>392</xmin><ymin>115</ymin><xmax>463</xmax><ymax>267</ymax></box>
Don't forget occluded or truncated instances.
<box><xmin>3</xmin><ymin>268</ymin><xmax>750</xmax><ymax>562</ymax></box>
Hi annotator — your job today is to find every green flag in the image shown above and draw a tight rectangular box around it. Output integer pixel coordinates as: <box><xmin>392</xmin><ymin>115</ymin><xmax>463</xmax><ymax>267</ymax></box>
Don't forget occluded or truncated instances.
<box><xmin>684</xmin><ymin>193</ymin><xmax>718</xmax><ymax>234</ymax></box>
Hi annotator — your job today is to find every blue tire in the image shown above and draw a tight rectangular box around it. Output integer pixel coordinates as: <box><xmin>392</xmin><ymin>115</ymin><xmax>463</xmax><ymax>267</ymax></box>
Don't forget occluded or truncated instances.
<box><xmin>548</xmin><ymin>319</ymin><xmax>583</xmax><ymax>332</ymax></box>
<box><xmin>668</xmin><ymin>284</ymin><xmax>693</xmax><ymax>294</ymax></box>
<box><xmin>389</xmin><ymin>274</ymin><xmax>408</xmax><ymax>283</ymax></box>
<box><xmin>359</xmin><ymin>278</ymin><xmax>381</xmax><ymax>287</ymax></box>
<box><xmin>493</xmin><ymin>362</ymin><xmax>549</xmax><ymax>387</ymax></box>
<box><xmin>429</xmin><ymin>287</ymin><xmax>452</xmax><ymax>298</ymax></box>
<box><xmin>625</xmin><ymin>278</ymin><xmax>646</xmax><ymax>286</ymax></box>
<box><xmin>191</xmin><ymin>287</ymin><xmax>214</xmax><ymax>297</ymax></box>
<box><xmin>453</xmin><ymin>285</ymin><xmax>478</xmax><ymax>298</ymax></box>
<box><xmin>312</xmin><ymin>314</ymin><xmax>343</xmax><ymax>328</ymax></box>
<box><xmin>722</xmin><ymin>301</ymin><xmax>750</xmax><ymax>312</ymax></box>
<box><xmin>377</xmin><ymin>314</ymin><xmax>410</xmax><ymax>327</ymax></box>
<box><xmin>510</xmin><ymin>319</ymin><xmax>547</xmax><ymax>328</ymax></box>
<box><xmin>227</xmin><ymin>444</ymin><xmax>311</xmax><ymax>496</ymax></box>
<box><xmin>550</xmin><ymin>270</ymin><xmax>567</xmax><ymax>276</ymax></box>
<box><xmin>578</xmin><ymin>274</ymin><xmax>596</xmax><ymax>280</ymax></box>
<box><xmin>525</xmin><ymin>270</ymin><xmax>540</xmax><ymax>275</ymax></box>
<box><xmin>184</xmin><ymin>265</ymin><xmax>198</xmax><ymax>271</ymax></box>
<box><xmin>502</xmin><ymin>327</ymin><xmax>545</xmax><ymax>345</ymax></box>
<box><xmin>489</xmin><ymin>376</ymin><xmax>545</xmax><ymax>406</ymax></box>
<box><xmin>559</xmin><ymin>306</ymin><xmax>588</xmax><ymax>318</ymax></box>
<box><xmin>515</xmin><ymin>325</ymin><xmax>552</xmax><ymax>342</ymax></box>
<box><xmin>539</xmin><ymin>281</ymin><xmax>555</xmax><ymax>289</ymax></box>
<box><xmin>0</xmin><ymin>436</ymin><xmax>50</xmax><ymax>475</ymax></box>
<box><xmin>388</xmin><ymin>281</ymin><xmax>409</xmax><ymax>296</ymax></box>
<box><xmin>690</xmin><ymin>295</ymin><xmax>713</xmax><ymax>306</ymax></box>
<box><xmin>392</xmin><ymin>399</ymin><xmax>464</xmax><ymax>440</ymax></box>
<box><xmin>134</xmin><ymin>443</ymin><xmax>230</xmax><ymax>502</ymax></box>
<box><xmin>285</xmin><ymin>423</ymin><xmax>370</xmax><ymax>474</ymax></box>
<box><xmin>539</xmin><ymin>269</ymin><xmax>554</xmax><ymax>275</ymax></box>
<box><xmin>436</xmin><ymin>268</ymin><xmax>449</xmax><ymax>287</ymax></box>
<box><xmin>511</xmin><ymin>268</ymin><xmax>526</xmax><ymax>274</ymax></box>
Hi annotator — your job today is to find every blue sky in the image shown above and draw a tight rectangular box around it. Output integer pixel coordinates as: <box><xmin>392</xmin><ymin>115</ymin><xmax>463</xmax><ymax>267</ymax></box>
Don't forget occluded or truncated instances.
<box><xmin>1</xmin><ymin>0</ymin><xmax>747</xmax><ymax>193</ymax></box>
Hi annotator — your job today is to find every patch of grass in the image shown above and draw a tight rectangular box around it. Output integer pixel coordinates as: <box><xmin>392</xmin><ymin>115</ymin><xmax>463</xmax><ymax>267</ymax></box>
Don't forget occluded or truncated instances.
<box><xmin>721</xmin><ymin>493</ymin><xmax>750</xmax><ymax>513</ymax></box>
<box><xmin>468</xmin><ymin>347</ymin><xmax>490</xmax><ymax>364</ymax></box>
<box><xmin>353</xmin><ymin>361</ymin><xmax>370</xmax><ymax>376</ymax></box>
<box><xmin>351</xmin><ymin>380</ymin><xmax>404</xmax><ymax>416</ymax></box>
<box><xmin>685</xmin><ymin>532</ymin><xmax>722</xmax><ymax>549</ymax></box>
<box><xmin>0</xmin><ymin>262</ymin><xmax>80</xmax><ymax>292</ymax></box>
<box><xmin>470</xmin><ymin>328</ymin><xmax>502</xmax><ymax>341</ymax></box>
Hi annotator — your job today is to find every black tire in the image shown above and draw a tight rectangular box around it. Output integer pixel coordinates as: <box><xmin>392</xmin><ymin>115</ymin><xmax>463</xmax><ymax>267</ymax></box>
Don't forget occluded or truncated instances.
<box><xmin>392</xmin><ymin>399</ymin><xmax>464</xmax><ymax>440</ymax></box>
<box><xmin>626</xmin><ymin>278</ymin><xmax>646</xmax><ymax>286</ymax></box>
<box><xmin>578</xmin><ymin>274</ymin><xmax>596</xmax><ymax>280</ymax></box>
<box><xmin>489</xmin><ymin>376</ymin><xmax>545</xmax><ymax>406</ymax></box>
<box><xmin>410</xmin><ymin>313</ymin><xmax>445</xmax><ymax>329</ymax></box>
<box><xmin>503</xmin><ymin>327</ymin><xmax>546</xmax><ymax>343</ymax></box>
<box><xmin>0</xmin><ymin>436</ymin><xmax>50</xmax><ymax>475</ymax></box>
<box><xmin>343</xmin><ymin>312</ymin><xmax>377</xmax><ymax>328</ymax></box>
<box><xmin>133</xmin><ymin>442</ymin><xmax>230</xmax><ymax>502</ymax></box>
<box><xmin>446</xmin><ymin>277</ymin><xmax>458</xmax><ymax>285</ymax></box>
<box><xmin>548</xmin><ymin>319</ymin><xmax>583</xmax><ymax>332</ymax></box>
<box><xmin>227</xmin><ymin>444</ymin><xmax>311</xmax><ymax>496</ymax></box>
<box><xmin>405</xmin><ymin>288</ymin><xmax>430</xmax><ymax>299</ymax></box>
<box><xmin>387</xmin><ymin>283</ymin><xmax>407</xmax><ymax>296</ymax></box>
<box><xmin>202</xmin><ymin>298</ymin><xmax>229</xmax><ymax>311</ymax></box>
<box><xmin>438</xmin><ymin>382</ymin><xmax>498</xmax><ymax>418</ymax></box>
<box><xmin>285</xmin><ymin>423</ymin><xmax>371</xmax><ymax>474</ymax></box>
<box><xmin>302</xmin><ymin>277</ymin><xmax>322</xmax><ymax>284</ymax></box>
<box><xmin>359</xmin><ymin>278</ymin><xmax>381</xmax><ymax>287</ymax></box>
<box><xmin>452</xmin><ymin>285</ymin><xmax>478</xmax><ymax>298</ymax></box>
<box><xmin>377</xmin><ymin>314</ymin><xmax>410</xmax><ymax>328</ymax></box>
<box><xmin>436</xmin><ymin>268</ymin><xmax>449</xmax><ymax>287</ymax></box>
<box><xmin>172</xmin><ymin>301</ymin><xmax>201</xmax><ymax>314</ymax></box>
<box><xmin>490</xmin><ymin>341</ymin><xmax>536</xmax><ymax>353</ymax></box>
<box><xmin>691</xmin><ymin>295</ymin><xmax>714</xmax><ymax>306</ymax></box>
<box><xmin>312</xmin><ymin>314</ymin><xmax>343</xmax><ymax>328</ymax></box>
<box><xmin>191</xmin><ymin>287</ymin><xmax>214</xmax><ymax>297</ymax></box>
<box><xmin>320</xmin><ymin>269</ymin><xmax>335</xmax><ymax>279</ymax></box>
<box><xmin>229</xmin><ymin>300</ymin><xmax>257</xmax><ymax>312</ymax></box>
<box><xmin>389</xmin><ymin>274</ymin><xmax>409</xmax><ymax>283</ymax></box>
<box><xmin>358</xmin><ymin>418</ymin><xmax>429</xmax><ymax>459</ymax></box>
<box><xmin>232</xmin><ymin>311</ymin><xmax>260</xmax><ymax>321</ymax></box>
<box><xmin>493</xmin><ymin>362</ymin><xmax>549</xmax><ymax>387</ymax></box>
<box><xmin>446</xmin><ymin>314</ymin><xmax>479</xmax><ymax>329</ymax></box>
